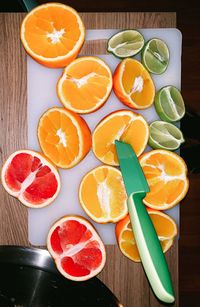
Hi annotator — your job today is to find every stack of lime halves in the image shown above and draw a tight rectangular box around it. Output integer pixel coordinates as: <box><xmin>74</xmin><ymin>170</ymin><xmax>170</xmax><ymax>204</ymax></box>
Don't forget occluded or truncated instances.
<box><xmin>107</xmin><ymin>29</ymin><xmax>185</xmax><ymax>151</ymax></box>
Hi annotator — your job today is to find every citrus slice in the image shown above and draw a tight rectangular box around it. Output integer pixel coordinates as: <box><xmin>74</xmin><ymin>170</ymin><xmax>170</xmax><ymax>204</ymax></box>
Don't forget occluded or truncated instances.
<box><xmin>37</xmin><ymin>107</ymin><xmax>91</xmax><ymax>169</ymax></box>
<box><xmin>1</xmin><ymin>150</ymin><xmax>60</xmax><ymax>208</ymax></box>
<box><xmin>107</xmin><ymin>30</ymin><xmax>144</xmax><ymax>58</ymax></box>
<box><xmin>141</xmin><ymin>38</ymin><xmax>169</xmax><ymax>74</ymax></box>
<box><xmin>92</xmin><ymin>110</ymin><xmax>149</xmax><ymax>166</ymax></box>
<box><xmin>113</xmin><ymin>58</ymin><xmax>155</xmax><ymax>109</ymax></box>
<box><xmin>79</xmin><ymin>165</ymin><xmax>127</xmax><ymax>223</ymax></box>
<box><xmin>155</xmin><ymin>86</ymin><xmax>185</xmax><ymax>122</ymax></box>
<box><xmin>116</xmin><ymin>210</ymin><xmax>177</xmax><ymax>262</ymax></box>
<box><xmin>140</xmin><ymin>150</ymin><xmax>189</xmax><ymax>210</ymax></box>
<box><xmin>20</xmin><ymin>3</ymin><xmax>85</xmax><ymax>68</ymax></box>
<box><xmin>47</xmin><ymin>215</ymin><xmax>106</xmax><ymax>281</ymax></box>
<box><xmin>149</xmin><ymin>121</ymin><xmax>185</xmax><ymax>150</ymax></box>
<box><xmin>57</xmin><ymin>56</ymin><xmax>113</xmax><ymax>114</ymax></box>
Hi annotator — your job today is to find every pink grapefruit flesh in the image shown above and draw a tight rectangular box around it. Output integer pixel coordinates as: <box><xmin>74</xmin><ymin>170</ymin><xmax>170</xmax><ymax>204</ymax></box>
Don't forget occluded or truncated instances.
<box><xmin>47</xmin><ymin>216</ymin><xmax>106</xmax><ymax>281</ymax></box>
<box><xmin>1</xmin><ymin>150</ymin><xmax>60</xmax><ymax>208</ymax></box>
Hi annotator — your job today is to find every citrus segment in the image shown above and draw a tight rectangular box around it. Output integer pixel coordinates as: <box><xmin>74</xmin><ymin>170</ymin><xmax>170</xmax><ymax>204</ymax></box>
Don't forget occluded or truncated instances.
<box><xmin>92</xmin><ymin>110</ymin><xmax>149</xmax><ymax>165</ymax></box>
<box><xmin>57</xmin><ymin>57</ymin><xmax>113</xmax><ymax>114</ymax></box>
<box><xmin>21</xmin><ymin>3</ymin><xmax>85</xmax><ymax>68</ymax></box>
<box><xmin>37</xmin><ymin>107</ymin><xmax>91</xmax><ymax>168</ymax></box>
<box><xmin>107</xmin><ymin>30</ymin><xmax>144</xmax><ymax>58</ymax></box>
<box><xmin>149</xmin><ymin>121</ymin><xmax>185</xmax><ymax>150</ymax></box>
<box><xmin>116</xmin><ymin>210</ymin><xmax>177</xmax><ymax>262</ymax></box>
<box><xmin>113</xmin><ymin>58</ymin><xmax>155</xmax><ymax>109</ymax></box>
<box><xmin>1</xmin><ymin>150</ymin><xmax>60</xmax><ymax>208</ymax></box>
<box><xmin>140</xmin><ymin>150</ymin><xmax>189</xmax><ymax>210</ymax></box>
<box><xmin>155</xmin><ymin>86</ymin><xmax>185</xmax><ymax>122</ymax></box>
<box><xmin>79</xmin><ymin>165</ymin><xmax>128</xmax><ymax>223</ymax></box>
<box><xmin>142</xmin><ymin>38</ymin><xmax>169</xmax><ymax>74</ymax></box>
<box><xmin>47</xmin><ymin>216</ymin><xmax>106</xmax><ymax>281</ymax></box>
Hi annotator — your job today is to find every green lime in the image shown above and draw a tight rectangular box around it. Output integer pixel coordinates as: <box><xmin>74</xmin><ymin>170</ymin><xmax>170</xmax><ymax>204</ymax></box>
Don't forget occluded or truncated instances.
<box><xmin>107</xmin><ymin>30</ymin><xmax>144</xmax><ymax>58</ymax></box>
<box><xmin>141</xmin><ymin>38</ymin><xmax>169</xmax><ymax>74</ymax></box>
<box><xmin>155</xmin><ymin>86</ymin><xmax>185</xmax><ymax>122</ymax></box>
<box><xmin>148</xmin><ymin>121</ymin><xmax>185</xmax><ymax>150</ymax></box>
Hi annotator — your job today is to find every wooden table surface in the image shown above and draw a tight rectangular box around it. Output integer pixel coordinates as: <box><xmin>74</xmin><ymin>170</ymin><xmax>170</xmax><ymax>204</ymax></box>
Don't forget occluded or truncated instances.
<box><xmin>0</xmin><ymin>12</ymin><xmax>179</xmax><ymax>307</ymax></box>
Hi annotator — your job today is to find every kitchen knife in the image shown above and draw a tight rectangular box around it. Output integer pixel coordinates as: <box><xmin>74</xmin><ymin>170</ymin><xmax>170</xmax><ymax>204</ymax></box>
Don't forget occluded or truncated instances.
<box><xmin>115</xmin><ymin>140</ymin><xmax>175</xmax><ymax>304</ymax></box>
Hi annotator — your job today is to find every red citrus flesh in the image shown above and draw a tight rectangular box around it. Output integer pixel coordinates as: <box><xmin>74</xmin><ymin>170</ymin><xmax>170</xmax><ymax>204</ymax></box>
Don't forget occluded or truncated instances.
<box><xmin>47</xmin><ymin>216</ymin><xmax>106</xmax><ymax>281</ymax></box>
<box><xmin>1</xmin><ymin>150</ymin><xmax>60</xmax><ymax>208</ymax></box>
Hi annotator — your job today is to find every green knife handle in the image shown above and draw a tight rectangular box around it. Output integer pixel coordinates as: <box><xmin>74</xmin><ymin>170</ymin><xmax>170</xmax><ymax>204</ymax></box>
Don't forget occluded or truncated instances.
<box><xmin>128</xmin><ymin>191</ymin><xmax>175</xmax><ymax>303</ymax></box>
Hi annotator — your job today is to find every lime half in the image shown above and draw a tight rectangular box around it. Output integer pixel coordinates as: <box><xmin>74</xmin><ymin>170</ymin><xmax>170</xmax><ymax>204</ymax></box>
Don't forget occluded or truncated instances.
<box><xmin>142</xmin><ymin>38</ymin><xmax>169</xmax><ymax>74</ymax></box>
<box><xmin>107</xmin><ymin>30</ymin><xmax>144</xmax><ymax>58</ymax></box>
<box><xmin>155</xmin><ymin>86</ymin><xmax>185</xmax><ymax>122</ymax></box>
<box><xmin>149</xmin><ymin>121</ymin><xmax>185</xmax><ymax>150</ymax></box>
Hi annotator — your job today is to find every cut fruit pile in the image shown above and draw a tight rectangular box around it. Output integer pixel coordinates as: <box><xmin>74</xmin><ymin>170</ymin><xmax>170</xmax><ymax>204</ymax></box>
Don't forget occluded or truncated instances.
<box><xmin>79</xmin><ymin>165</ymin><xmax>127</xmax><ymax>223</ymax></box>
<box><xmin>1</xmin><ymin>150</ymin><xmax>60</xmax><ymax>208</ymax></box>
<box><xmin>47</xmin><ymin>216</ymin><xmax>106</xmax><ymax>281</ymax></box>
<box><xmin>0</xmin><ymin>2</ymin><xmax>189</xmax><ymax>283</ymax></box>
<box><xmin>116</xmin><ymin>210</ymin><xmax>177</xmax><ymax>262</ymax></box>
<box><xmin>113</xmin><ymin>58</ymin><xmax>155</xmax><ymax>109</ymax></box>
<box><xmin>57</xmin><ymin>56</ymin><xmax>113</xmax><ymax>114</ymax></box>
<box><xmin>140</xmin><ymin>150</ymin><xmax>189</xmax><ymax>210</ymax></box>
<box><xmin>37</xmin><ymin>107</ymin><xmax>91</xmax><ymax>168</ymax></box>
<box><xmin>20</xmin><ymin>3</ymin><xmax>85</xmax><ymax>68</ymax></box>
<box><xmin>92</xmin><ymin>110</ymin><xmax>149</xmax><ymax>165</ymax></box>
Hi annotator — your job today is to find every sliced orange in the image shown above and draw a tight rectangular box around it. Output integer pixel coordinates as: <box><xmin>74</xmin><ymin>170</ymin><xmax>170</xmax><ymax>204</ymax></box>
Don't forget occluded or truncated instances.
<box><xmin>113</xmin><ymin>58</ymin><xmax>155</xmax><ymax>109</ymax></box>
<box><xmin>92</xmin><ymin>110</ymin><xmax>149</xmax><ymax>165</ymax></box>
<box><xmin>116</xmin><ymin>210</ymin><xmax>177</xmax><ymax>262</ymax></box>
<box><xmin>140</xmin><ymin>150</ymin><xmax>189</xmax><ymax>210</ymax></box>
<box><xmin>57</xmin><ymin>56</ymin><xmax>113</xmax><ymax>114</ymax></box>
<box><xmin>79</xmin><ymin>165</ymin><xmax>128</xmax><ymax>223</ymax></box>
<box><xmin>20</xmin><ymin>3</ymin><xmax>85</xmax><ymax>68</ymax></box>
<box><xmin>37</xmin><ymin>107</ymin><xmax>91</xmax><ymax>168</ymax></box>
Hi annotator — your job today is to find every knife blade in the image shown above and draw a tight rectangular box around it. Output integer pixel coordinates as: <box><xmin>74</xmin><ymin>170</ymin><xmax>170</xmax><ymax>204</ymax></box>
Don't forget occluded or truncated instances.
<box><xmin>115</xmin><ymin>140</ymin><xmax>175</xmax><ymax>304</ymax></box>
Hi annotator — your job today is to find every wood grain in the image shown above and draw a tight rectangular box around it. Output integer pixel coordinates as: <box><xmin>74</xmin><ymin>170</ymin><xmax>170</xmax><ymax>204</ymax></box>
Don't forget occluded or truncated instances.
<box><xmin>0</xmin><ymin>12</ymin><xmax>177</xmax><ymax>307</ymax></box>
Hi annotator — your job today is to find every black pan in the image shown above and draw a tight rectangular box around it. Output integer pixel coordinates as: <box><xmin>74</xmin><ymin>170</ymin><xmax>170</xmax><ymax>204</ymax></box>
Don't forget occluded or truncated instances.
<box><xmin>0</xmin><ymin>246</ymin><xmax>121</xmax><ymax>307</ymax></box>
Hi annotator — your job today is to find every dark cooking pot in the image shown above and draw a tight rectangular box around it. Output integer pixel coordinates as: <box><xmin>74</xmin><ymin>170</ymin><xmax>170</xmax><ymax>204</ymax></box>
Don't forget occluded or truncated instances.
<box><xmin>0</xmin><ymin>246</ymin><xmax>121</xmax><ymax>307</ymax></box>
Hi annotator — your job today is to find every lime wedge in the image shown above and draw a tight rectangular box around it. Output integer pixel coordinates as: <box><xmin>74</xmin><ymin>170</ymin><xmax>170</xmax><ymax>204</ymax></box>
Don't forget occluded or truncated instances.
<box><xmin>142</xmin><ymin>38</ymin><xmax>169</xmax><ymax>74</ymax></box>
<box><xmin>107</xmin><ymin>30</ymin><xmax>144</xmax><ymax>58</ymax></box>
<box><xmin>155</xmin><ymin>86</ymin><xmax>185</xmax><ymax>122</ymax></box>
<box><xmin>149</xmin><ymin>121</ymin><xmax>185</xmax><ymax>150</ymax></box>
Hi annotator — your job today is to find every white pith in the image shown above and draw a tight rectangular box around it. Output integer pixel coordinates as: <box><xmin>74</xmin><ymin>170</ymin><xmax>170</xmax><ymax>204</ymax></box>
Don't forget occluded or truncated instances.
<box><xmin>47</xmin><ymin>28</ymin><xmax>65</xmax><ymax>44</ymax></box>
<box><xmin>66</xmin><ymin>72</ymin><xmax>98</xmax><ymax>88</ymax></box>
<box><xmin>130</xmin><ymin>76</ymin><xmax>144</xmax><ymax>94</ymax></box>
<box><xmin>56</xmin><ymin>128</ymin><xmax>67</xmax><ymax>147</ymax></box>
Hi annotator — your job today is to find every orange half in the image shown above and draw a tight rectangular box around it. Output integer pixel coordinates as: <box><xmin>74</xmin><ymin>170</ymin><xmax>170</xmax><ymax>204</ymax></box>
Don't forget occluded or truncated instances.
<box><xmin>113</xmin><ymin>58</ymin><xmax>155</xmax><ymax>109</ymax></box>
<box><xmin>79</xmin><ymin>165</ymin><xmax>128</xmax><ymax>223</ymax></box>
<box><xmin>140</xmin><ymin>150</ymin><xmax>189</xmax><ymax>210</ymax></box>
<box><xmin>37</xmin><ymin>107</ymin><xmax>91</xmax><ymax>168</ymax></box>
<box><xmin>116</xmin><ymin>210</ymin><xmax>177</xmax><ymax>262</ymax></box>
<box><xmin>20</xmin><ymin>3</ymin><xmax>85</xmax><ymax>68</ymax></box>
<box><xmin>57</xmin><ymin>56</ymin><xmax>113</xmax><ymax>114</ymax></box>
<box><xmin>92</xmin><ymin>110</ymin><xmax>149</xmax><ymax>165</ymax></box>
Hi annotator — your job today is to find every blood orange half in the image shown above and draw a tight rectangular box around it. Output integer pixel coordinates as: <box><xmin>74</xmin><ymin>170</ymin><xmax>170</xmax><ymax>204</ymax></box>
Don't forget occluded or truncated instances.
<box><xmin>47</xmin><ymin>216</ymin><xmax>106</xmax><ymax>281</ymax></box>
<box><xmin>1</xmin><ymin>150</ymin><xmax>60</xmax><ymax>208</ymax></box>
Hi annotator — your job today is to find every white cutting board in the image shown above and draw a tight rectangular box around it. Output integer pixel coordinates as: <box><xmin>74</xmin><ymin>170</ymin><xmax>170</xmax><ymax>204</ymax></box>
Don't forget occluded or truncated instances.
<box><xmin>28</xmin><ymin>28</ymin><xmax>182</xmax><ymax>245</ymax></box>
